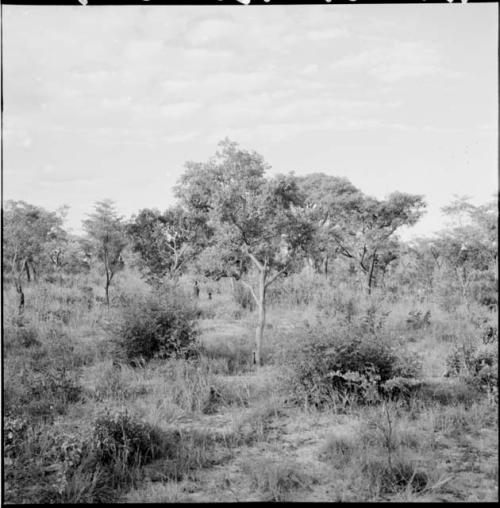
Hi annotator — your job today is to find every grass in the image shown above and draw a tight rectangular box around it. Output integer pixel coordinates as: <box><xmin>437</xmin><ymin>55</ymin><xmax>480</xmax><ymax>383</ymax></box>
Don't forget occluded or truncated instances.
<box><xmin>2</xmin><ymin>270</ymin><xmax>498</xmax><ymax>503</ymax></box>
<box><xmin>241</xmin><ymin>457</ymin><xmax>315</xmax><ymax>501</ymax></box>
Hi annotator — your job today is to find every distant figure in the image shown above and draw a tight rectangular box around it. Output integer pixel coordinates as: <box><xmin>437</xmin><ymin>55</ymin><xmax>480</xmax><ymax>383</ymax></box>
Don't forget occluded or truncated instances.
<box><xmin>193</xmin><ymin>280</ymin><xmax>200</xmax><ymax>299</ymax></box>
<box><xmin>208</xmin><ymin>290</ymin><xmax>212</xmax><ymax>300</ymax></box>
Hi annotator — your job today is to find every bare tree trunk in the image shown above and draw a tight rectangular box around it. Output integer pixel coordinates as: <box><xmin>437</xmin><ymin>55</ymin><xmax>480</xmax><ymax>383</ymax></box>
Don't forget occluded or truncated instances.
<box><xmin>322</xmin><ymin>255</ymin><xmax>328</xmax><ymax>278</ymax></box>
<box><xmin>254</xmin><ymin>269</ymin><xmax>266</xmax><ymax>367</ymax></box>
<box><xmin>24</xmin><ymin>261</ymin><xmax>31</xmax><ymax>282</ymax></box>
<box><xmin>30</xmin><ymin>262</ymin><xmax>37</xmax><ymax>282</ymax></box>
<box><xmin>367</xmin><ymin>256</ymin><xmax>377</xmax><ymax>295</ymax></box>
<box><xmin>15</xmin><ymin>279</ymin><xmax>25</xmax><ymax>314</ymax></box>
<box><xmin>104</xmin><ymin>250</ymin><xmax>111</xmax><ymax>308</ymax></box>
<box><xmin>105</xmin><ymin>268</ymin><xmax>111</xmax><ymax>308</ymax></box>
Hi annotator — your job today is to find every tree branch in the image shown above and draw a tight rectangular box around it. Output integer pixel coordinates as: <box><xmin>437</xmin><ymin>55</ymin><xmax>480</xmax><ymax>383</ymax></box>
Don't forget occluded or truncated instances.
<box><xmin>332</xmin><ymin>236</ymin><xmax>354</xmax><ymax>259</ymax></box>
<box><xmin>247</xmin><ymin>251</ymin><xmax>264</xmax><ymax>272</ymax></box>
<box><xmin>265</xmin><ymin>266</ymin><xmax>288</xmax><ymax>289</ymax></box>
<box><xmin>240</xmin><ymin>279</ymin><xmax>259</xmax><ymax>305</ymax></box>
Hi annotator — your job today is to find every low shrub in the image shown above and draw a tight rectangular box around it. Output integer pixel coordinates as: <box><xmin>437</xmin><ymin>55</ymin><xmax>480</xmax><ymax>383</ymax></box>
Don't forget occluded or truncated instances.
<box><xmin>93</xmin><ymin>409</ymin><xmax>167</xmax><ymax>467</ymax></box>
<box><xmin>361</xmin><ymin>456</ymin><xmax>429</xmax><ymax>495</ymax></box>
<box><xmin>3</xmin><ymin>418</ymin><xmax>95</xmax><ymax>504</ymax></box>
<box><xmin>445</xmin><ymin>341</ymin><xmax>498</xmax><ymax>391</ymax></box>
<box><xmin>276</xmin><ymin>319</ymin><xmax>422</xmax><ymax>408</ymax></box>
<box><xmin>110</xmin><ymin>292</ymin><xmax>199</xmax><ymax>364</ymax></box>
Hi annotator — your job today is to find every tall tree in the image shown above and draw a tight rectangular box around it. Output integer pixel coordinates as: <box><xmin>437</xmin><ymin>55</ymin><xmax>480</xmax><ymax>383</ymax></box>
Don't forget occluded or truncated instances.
<box><xmin>82</xmin><ymin>200</ymin><xmax>127</xmax><ymax>307</ymax></box>
<box><xmin>335</xmin><ymin>191</ymin><xmax>426</xmax><ymax>294</ymax></box>
<box><xmin>297</xmin><ymin>173</ymin><xmax>362</xmax><ymax>276</ymax></box>
<box><xmin>300</xmin><ymin>177</ymin><xmax>426</xmax><ymax>294</ymax></box>
<box><xmin>3</xmin><ymin>201</ymin><xmax>64</xmax><ymax>312</ymax></box>
<box><xmin>176</xmin><ymin>139</ymin><xmax>312</xmax><ymax>366</ymax></box>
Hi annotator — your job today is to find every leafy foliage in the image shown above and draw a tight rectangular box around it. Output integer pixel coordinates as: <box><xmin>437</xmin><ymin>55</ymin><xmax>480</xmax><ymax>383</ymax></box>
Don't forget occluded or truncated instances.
<box><xmin>110</xmin><ymin>292</ymin><xmax>199</xmax><ymax>363</ymax></box>
<box><xmin>128</xmin><ymin>206</ymin><xmax>207</xmax><ymax>282</ymax></box>
<box><xmin>3</xmin><ymin>418</ymin><xmax>97</xmax><ymax>504</ymax></box>
<box><xmin>297</xmin><ymin>175</ymin><xmax>426</xmax><ymax>291</ymax></box>
<box><xmin>277</xmin><ymin>320</ymin><xmax>422</xmax><ymax>407</ymax></box>
<box><xmin>445</xmin><ymin>341</ymin><xmax>498</xmax><ymax>391</ymax></box>
<box><xmin>93</xmin><ymin>409</ymin><xmax>166</xmax><ymax>467</ymax></box>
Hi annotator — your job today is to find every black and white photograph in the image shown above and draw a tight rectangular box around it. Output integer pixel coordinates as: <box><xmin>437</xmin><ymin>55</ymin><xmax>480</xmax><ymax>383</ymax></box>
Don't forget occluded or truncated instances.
<box><xmin>1</xmin><ymin>0</ymin><xmax>498</xmax><ymax>503</ymax></box>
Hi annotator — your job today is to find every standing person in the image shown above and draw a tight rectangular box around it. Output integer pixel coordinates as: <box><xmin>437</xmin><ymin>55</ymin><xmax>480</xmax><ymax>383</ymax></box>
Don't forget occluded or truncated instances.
<box><xmin>193</xmin><ymin>280</ymin><xmax>200</xmax><ymax>299</ymax></box>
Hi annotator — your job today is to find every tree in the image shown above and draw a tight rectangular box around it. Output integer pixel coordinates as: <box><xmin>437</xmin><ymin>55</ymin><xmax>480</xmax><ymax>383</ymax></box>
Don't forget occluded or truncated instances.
<box><xmin>3</xmin><ymin>200</ymin><xmax>64</xmax><ymax>312</ymax></box>
<box><xmin>297</xmin><ymin>173</ymin><xmax>362</xmax><ymax>276</ymax></box>
<box><xmin>127</xmin><ymin>206</ymin><xmax>207</xmax><ymax>285</ymax></box>
<box><xmin>82</xmin><ymin>200</ymin><xmax>127</xmax><ymax>307</ymax></box>
<box><xmin>176</xmin><ymin>139</ymin><xmax>312</xmax><ymax>366</ymax></box>
<box><xmin>298</xmin><ymin>175</ymin><xmax>427</xmax><ymax>293</ymax></box>
<box><xmin>430</xmin><ymin>196</ymin><xmax>497</xmax><ymax>307</ymax></box>
<box><xmin>300</xmin><ymin>177</ymin><xmax>426</xmax><ymax>294</ymax></box>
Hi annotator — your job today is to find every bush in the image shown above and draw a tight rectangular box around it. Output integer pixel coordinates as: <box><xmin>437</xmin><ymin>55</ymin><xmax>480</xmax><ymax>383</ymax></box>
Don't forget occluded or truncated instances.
<box><xmin>111</xmin><ymin>292</ymin><xmax>199</xmax><ymax>364</ymax></box>
<box><xmin>361</xmin><ymin>456</ymin><xmax>429</xmax><ymax>495</ymax></box>
<box><xmin>276</xmin><ymin>319</ymin><xmax>422</xmax><ymax>407</ymax></box>
<box><xmin>93</xmin><ymin>409</ymin><xmax>167</xmax><ymax>467</ymax></box>
<box><xmin>3</xmin><ymin>418</ymin><xmax>94</xmax><ymax>504</ymax></box>
<box><xmin>445</xmin><ymin>341</ymin><xmax>498</xmax><ymax>391</ymax></box>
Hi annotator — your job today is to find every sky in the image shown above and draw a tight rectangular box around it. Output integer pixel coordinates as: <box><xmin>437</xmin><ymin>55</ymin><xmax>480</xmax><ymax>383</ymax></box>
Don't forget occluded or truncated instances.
<box><xmin>2</xmin><ymin>2</ymin><xmax>498</xmax><ymax>239</ymax></box>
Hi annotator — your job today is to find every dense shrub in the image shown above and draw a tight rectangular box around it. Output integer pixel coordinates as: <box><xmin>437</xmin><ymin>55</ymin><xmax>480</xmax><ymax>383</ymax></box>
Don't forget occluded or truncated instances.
<box><xmin>3</xmin><ymin>418</ymin><xmax>95</xmax><ymax>504</ymax></box>
<box><xmin>276</xmin><ymin>320</ymin><xmax>422</xmax><ymax>407</ymax></box>
<box><xmin>445</xmin><ymin>341</ymin><xmax>498</xmax><ymax>391</ymax></box>
<box><xmin>111</xmin><ymin>292</ymin><xmax>199</xmax><ymax>364</ymax></box>
<box><xmin>93</xmin><ymin>409</ymin><xmax>168</xmax><ymax>467</ymax></box>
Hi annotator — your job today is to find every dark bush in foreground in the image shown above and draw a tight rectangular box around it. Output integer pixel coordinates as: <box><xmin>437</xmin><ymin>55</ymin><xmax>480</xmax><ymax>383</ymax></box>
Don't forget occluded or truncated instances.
<box><xmin>111</xmin><ymin>293</ymin><xmax>199</xmax><ymax>364</ymax></box>
<box><xmin>93</xmin><ymin>409</ymin><xmax>167</xmax><ymax>467</ymax></box>
<box><xmin>276</xmin><ymin>321</ymin><xmax>422</xmax><ymax>407</ymax></box>
<box><xmin>3</xmin><ymin>417</ymin><xmax>101</xmax><ymax>504</ymax></box>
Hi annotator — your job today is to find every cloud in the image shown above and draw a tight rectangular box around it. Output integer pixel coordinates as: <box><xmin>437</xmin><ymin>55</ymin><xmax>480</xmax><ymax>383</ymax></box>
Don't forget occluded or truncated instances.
<box><xmin>184</xmin><ymin>17</ymin><xmax>240</xmax><ymax>46</ymax></box>
<box><xmin>3</xmin><ymin>127</ymin><xmax>33</xmax><ymax>148</ymax></box>
<box><xmin>160</xmin><ymin>101</ymin><xmax>203</xmax><ymax>119</ymax></box>
<box><xmin>165</xmin><ymin>131</ymin><xmax>200</xmax><ymax>144</ymax></box>
<box><xmin>306</xmin><ymin>27</ymin><xmax>350</xmax><ymax>41</ymax></box>
<box><xmin>331</xmin><ymin>42</ymin><xmax>461</xmax><ymax>82</ymax></box>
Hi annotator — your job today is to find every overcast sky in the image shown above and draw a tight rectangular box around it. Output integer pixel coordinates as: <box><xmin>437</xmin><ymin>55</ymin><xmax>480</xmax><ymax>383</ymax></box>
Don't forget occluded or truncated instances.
<box><xmin>3</xmin><ymin>3</ymin><xmax>498</xmax><ymax>239</ymax></box>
